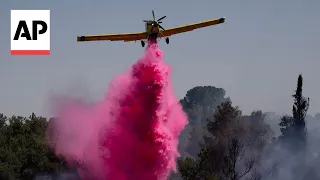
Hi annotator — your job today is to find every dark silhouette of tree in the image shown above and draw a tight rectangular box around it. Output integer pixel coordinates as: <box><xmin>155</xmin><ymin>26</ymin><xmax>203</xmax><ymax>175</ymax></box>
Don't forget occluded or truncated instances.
<box><xmin>178</xmin><ymin>101</ymin><xmax>274</xmax><ymax>180</ymax></box>
<box><xmin>178</xmin><ymin>86</ymin><xmax>230</xmax><ymax>157</ymax></box>
<box><xmin>222</xmin><ymin>138</ymin><xmax>262</xmax><ymax>180</ymax></box>
<box><xmin>279</xmin><ymin>74</ymin><xmax>309</xmax><ymax>151</ymax></box>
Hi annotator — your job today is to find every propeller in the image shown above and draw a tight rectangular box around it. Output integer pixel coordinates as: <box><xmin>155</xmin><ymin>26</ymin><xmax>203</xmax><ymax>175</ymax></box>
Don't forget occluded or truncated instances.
<box><xmin>144</xmin><ymin>10</ymin><xmax>167</xmax><ymax>31</ymax></box>
<box><xmin>152</xmin><ymin>10</ymin><xmax>155</xmax><ymax>21</ymax></box>
<box><xmin>158</xmin><ymin>25</ymin><xmax>165</xmax><ymax>31</ymax></box>
<box><xmin>157</xmin><ymin>16</ymin><xmax>166</xmax><ymax>21</ymax></box>
<box><xmin>152</xmin><ymin>10</ymin><xmax>166</xmax><ymax>30</ymax></box>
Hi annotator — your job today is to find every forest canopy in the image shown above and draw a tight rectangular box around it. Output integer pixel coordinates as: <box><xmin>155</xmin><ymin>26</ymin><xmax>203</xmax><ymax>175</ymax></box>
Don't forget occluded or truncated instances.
<box><xmin>0</xmin><ymin>74</ymin><xmax>318</xmax><ymax>180</ymax></box>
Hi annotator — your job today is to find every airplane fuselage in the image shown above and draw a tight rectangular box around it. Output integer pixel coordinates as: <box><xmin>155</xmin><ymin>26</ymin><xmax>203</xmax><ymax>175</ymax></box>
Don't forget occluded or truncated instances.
<box><xmin>140</xmin><ymin>20</ymin><xmax>169</xmax><ymax>47</ymax></box>
<box><xmin>145</xmin><ymin>22</ymin><xmax>160</xmax><ymax>41</ymax></box>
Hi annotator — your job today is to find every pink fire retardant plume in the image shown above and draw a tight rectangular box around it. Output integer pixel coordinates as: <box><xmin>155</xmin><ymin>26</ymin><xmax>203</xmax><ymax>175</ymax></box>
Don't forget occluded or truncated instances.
<box><xmin>46</xmin><ymin>41</ymin><xmax>188</xmax><ymax>180</ymax></box>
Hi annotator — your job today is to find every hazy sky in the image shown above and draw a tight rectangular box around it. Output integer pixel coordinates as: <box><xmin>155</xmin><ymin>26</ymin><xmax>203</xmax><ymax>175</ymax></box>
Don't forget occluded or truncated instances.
<box><xmin>0</xmin><ymin>0</ymin><xmax>319</xmax><ymax>116</ymax></box>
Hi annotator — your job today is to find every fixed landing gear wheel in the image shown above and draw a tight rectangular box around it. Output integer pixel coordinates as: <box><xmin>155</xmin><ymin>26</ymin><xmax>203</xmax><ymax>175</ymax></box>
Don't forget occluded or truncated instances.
<box><xmin>141</xmin><ymin>41</ymin><xmax>145</xmax><ymax>47</ymax></box>
<box><xmin>165</xmin><ymin>37</ymin><xmax>169</xmax><ymax>44</ymax></box>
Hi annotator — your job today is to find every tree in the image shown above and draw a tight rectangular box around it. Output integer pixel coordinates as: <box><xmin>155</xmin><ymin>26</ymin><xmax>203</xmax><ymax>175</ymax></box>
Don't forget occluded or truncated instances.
<box><xmin>276</xmin><ymin>74</ymin><xmax>310</xmax><ymax>180</ymax></box>
<box><xmin>279</xmin><ymin>74</ymin><xmax>309</xmax><ymax>151</ymax></box>
<box><xmin>177</xmin><ymin>156</ymin><xmax>200</xmax><ymax>180</ymax></box>
<box><xmin>178</xmin><ymin>101</ymin><xmax>274</xmax><ymax>180</ymax></box>
<box><xmin>221</xmin><ymin>138</ymin><xmax>261</xmax><ymax>180</ymax></box>
<box><xmin>178</xmin><ymin>86</ymin><xmax>230</xmax><ymax>157</ymax></box>
<box><xmin>180</xmin><ymin>86</ymin><xmax>230</xmax><ymax>125</ymax></box>
<box><xmin>0</xmin><ymin>113</ymin><xmax>67</xmax><ymax>180</ymax></box>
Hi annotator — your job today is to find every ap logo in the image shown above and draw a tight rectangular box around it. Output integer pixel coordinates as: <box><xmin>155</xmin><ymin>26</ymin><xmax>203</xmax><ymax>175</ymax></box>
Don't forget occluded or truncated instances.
<box><xmin>11</xmin><ymin>10</ymin><xmax>50</xmax><ymax>55</ymax></box>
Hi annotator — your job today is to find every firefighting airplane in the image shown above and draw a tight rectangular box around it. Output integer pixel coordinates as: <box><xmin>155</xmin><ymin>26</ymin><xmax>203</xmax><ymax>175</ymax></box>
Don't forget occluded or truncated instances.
<box><xmin>77</xmin><ymin>10</ymin><xmax>226</xmax><ymax>47</ymax></box>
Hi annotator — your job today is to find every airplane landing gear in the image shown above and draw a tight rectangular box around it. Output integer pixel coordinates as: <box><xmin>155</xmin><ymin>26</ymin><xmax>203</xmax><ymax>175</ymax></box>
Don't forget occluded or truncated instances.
<box><xmin>141</xmin><ymin>41</ymin><xmax>145</xmax><ymax>47</ymax></box>
<box><xmin>165</xmin><ymin>37</ymin><xmax>169</xmax><ymax>44</ymax></box>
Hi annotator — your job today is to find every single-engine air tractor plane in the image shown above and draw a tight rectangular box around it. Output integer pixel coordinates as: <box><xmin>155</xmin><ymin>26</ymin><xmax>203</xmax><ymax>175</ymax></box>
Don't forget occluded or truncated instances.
<box><xmin>77</xmin><ymin>10</ymin><xmax>226</xmax><ymax>47</ymax></box>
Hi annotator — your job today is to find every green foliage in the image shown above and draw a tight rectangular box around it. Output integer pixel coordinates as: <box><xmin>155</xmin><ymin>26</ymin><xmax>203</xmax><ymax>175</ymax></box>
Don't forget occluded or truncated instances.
<box><xmin>178</xmin><ymin>86</ymin><xmax>230</xmax><ymax>157</ymax></box>
<box><xmin>177</xmin><ymin>157</ymin><xmax>199</xmax><ymax>180</ymax></box>
<box><xmin>0</xmin><ymin>113</ymin><xmax>67</xmax><ymax>180</ymax></box>
<box><xmin>178</xmin><ymin>150</ymin><xmax>220</xmax><ymax>180</ymax></box>
<box><xmin>279</xmin><ymin>115</ymin><xmax>294</xmax><ymax>140</ymax></box>
<box><xmin>180</xmin><ymin>86</ymin><xmax>230</xmax><ymax>124</ymax></box>
<box><xmin>180</xmin><ymin>86</ymin><xmax>225</xmax><ymax>106</ymax></box>
<box><xmin>1</xmin><ymin>76</ymin><xmax>307</xmax><ymax>179</ymax></box>
<box><xmin>178</xmin><ymin>100</ymin><xmax>273</xmax><ymax>180</ymax></box>
<box><xmin>206</xmin><ymin>101</ymin><xmax>241</xmax><ymax>138</ymax></box>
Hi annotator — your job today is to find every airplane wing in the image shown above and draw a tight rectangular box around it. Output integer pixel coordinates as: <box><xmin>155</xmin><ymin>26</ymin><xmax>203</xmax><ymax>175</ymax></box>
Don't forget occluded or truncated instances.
<box><xmin>77</xmin><ymin>32</ymin><xmax>147</xmax><ymax>42</ymax></box>
<box><xmin>159</xmin><ymin>17</ymin><xmax>225</xmax><ymax>37</ymax></box>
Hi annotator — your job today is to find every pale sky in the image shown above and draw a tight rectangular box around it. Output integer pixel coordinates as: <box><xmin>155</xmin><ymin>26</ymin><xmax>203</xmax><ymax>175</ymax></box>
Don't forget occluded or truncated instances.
<box><xmin>0</xmin><ymin>0</ymin><xmax>319</xmax><ymax>116</ymax></box>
